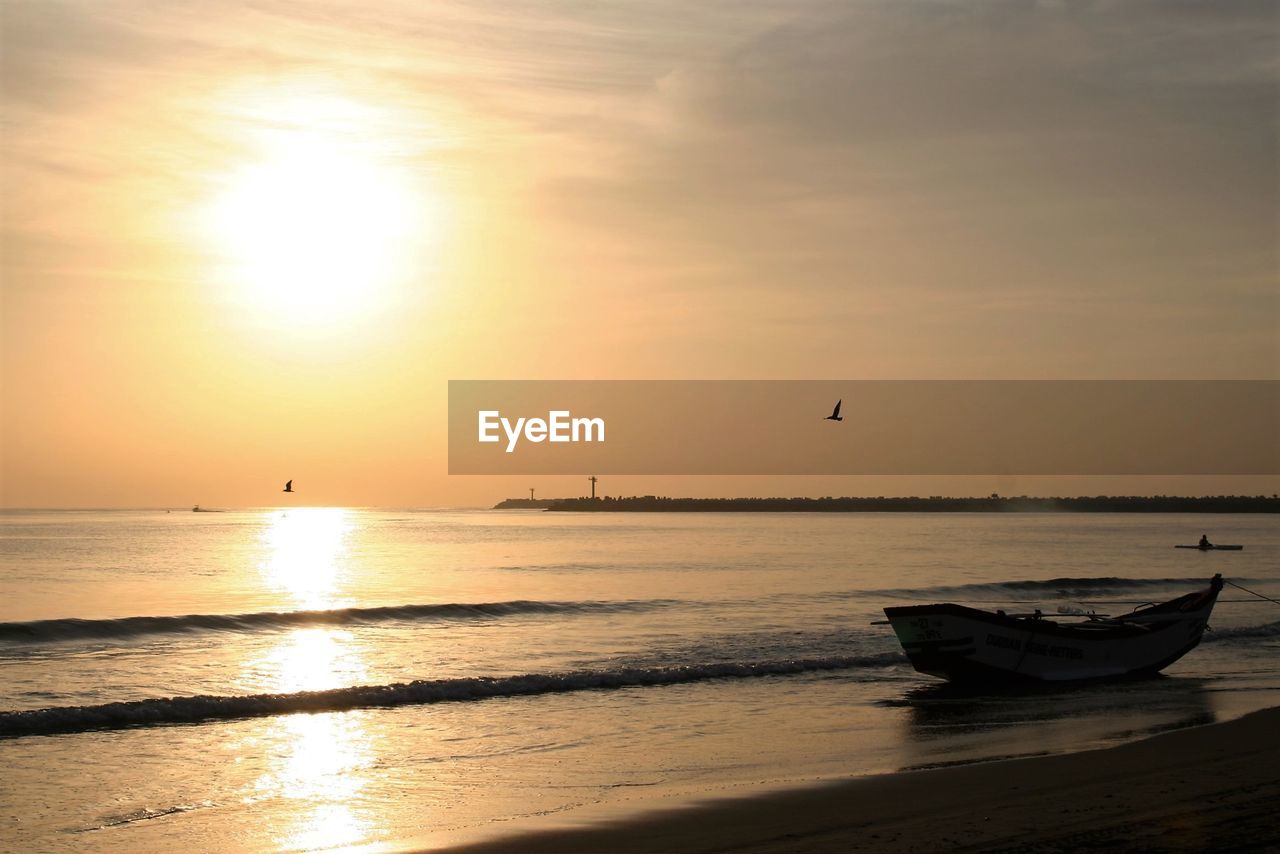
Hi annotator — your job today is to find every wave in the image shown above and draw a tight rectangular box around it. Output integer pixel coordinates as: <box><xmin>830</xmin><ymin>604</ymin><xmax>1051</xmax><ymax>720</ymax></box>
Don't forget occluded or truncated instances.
<box><xmin>88</xmin><ymin>802</ymin><xmax>212</xmax><ymax>831</ymax></box>
<box><xmin>0</xmin><ymin>653</ymin><xmax>903</xmax><ymax>738</ymax></box>
<box><xmin>1203</xmin><ymin>620</ymin><xmax>1280</xmax><ymax>643</ymax></box>
<box><xmin>882</xmin><ymin>577</ymin><xmax>1228</xmax><ymax>600</ymax></box>
<box><xmin>0</xmin><ymin>599</ymin><xmax>672</xmax><ymax>644</ymax></box>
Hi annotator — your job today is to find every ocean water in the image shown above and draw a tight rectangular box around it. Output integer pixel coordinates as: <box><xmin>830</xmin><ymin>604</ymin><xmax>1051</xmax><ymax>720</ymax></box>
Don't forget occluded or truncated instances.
<box><xmin>1</xmin><ymin>509</ymin><xmax>1277</xmax><ymax>851</ymax></box>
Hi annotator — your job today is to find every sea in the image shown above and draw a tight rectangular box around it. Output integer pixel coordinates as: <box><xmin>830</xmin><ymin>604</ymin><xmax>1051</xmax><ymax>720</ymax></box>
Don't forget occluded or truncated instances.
<box><xmin>1</xmin><ymin>509</ymin><xmax>1277</xmax><ymax>852</ymax></box>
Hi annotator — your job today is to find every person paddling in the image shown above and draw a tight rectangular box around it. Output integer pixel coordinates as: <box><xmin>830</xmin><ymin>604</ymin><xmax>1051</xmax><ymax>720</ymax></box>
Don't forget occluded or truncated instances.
<box><xmin>1199</xmin><ymin>534</ymin><xmax>1212</xmax><ymax>548</ymax></box>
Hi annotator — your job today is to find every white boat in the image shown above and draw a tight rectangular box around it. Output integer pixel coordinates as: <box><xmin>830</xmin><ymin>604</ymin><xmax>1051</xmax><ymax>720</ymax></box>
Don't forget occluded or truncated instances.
<box><xmin>883</xmin><ymin>574</ymin><xmax>1223</xmax><ymax>683</ymax></box>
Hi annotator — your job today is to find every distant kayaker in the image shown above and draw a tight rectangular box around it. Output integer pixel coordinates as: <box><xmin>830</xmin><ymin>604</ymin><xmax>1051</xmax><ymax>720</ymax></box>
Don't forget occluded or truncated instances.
<box><xmin>1199</xmin><ymin>534</ymin><xmax>1212</xmax><ymax>548</ymax></box>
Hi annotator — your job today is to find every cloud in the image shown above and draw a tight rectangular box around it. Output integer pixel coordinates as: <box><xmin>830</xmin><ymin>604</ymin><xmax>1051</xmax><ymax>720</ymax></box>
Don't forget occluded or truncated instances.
<box><xmin>2</xmin><ymin>0</ymin><xmax>1276</xmax><ymax>377</ymax></box>
<box><xmin>538</xmin><ymin>0</ymin><xmax>1277</xmax><ymax>302</ymax></box>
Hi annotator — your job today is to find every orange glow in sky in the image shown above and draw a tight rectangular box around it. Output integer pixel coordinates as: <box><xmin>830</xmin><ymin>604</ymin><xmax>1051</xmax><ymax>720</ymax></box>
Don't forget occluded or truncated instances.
<box><xmin>1</xmin><ymin>2</ymin><xmax>1276</xmax><ymax>507</ymax></box>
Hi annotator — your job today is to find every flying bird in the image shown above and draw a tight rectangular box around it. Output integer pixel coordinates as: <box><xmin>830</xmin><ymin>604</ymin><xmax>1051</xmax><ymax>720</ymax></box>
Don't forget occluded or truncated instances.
<box><xmin>824</xmin><ymin>400</ymin><xmax>843</xmax><ymax>422</ymax></box>
<box><xmin>282</xmin><ymin>480</ymin><xmax>293</xmax><ymax>493</ymax></box>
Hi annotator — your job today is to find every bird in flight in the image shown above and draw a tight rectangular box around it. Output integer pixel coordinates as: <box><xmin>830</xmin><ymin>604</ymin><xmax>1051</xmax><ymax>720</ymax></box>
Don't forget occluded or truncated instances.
<box><xmin>824</xmin><ymin>400</ymin><xmax>843</xmax><ymax>422</ymax></box>
<box><xmin>282</xmin><ymin>480</ymin><xmax>294</xmax><ymax>493</ymax></box>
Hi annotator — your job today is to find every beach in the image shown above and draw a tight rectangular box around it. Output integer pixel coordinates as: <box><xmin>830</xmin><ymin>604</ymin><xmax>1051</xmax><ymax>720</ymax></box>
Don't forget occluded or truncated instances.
<box><xmin>455</xmin><ymin>706</ymin><xmax>1280</xmax><ymax>853</ymax></box>
<box><xmin>2</xmin><ymin>510</ymin><xmax>1277</xmax><ymax>851</ymax></box>
<box><xmin>5</xmin><ymin>0</ymin><xmax>1278</xmax><ymax>850</ymax></box>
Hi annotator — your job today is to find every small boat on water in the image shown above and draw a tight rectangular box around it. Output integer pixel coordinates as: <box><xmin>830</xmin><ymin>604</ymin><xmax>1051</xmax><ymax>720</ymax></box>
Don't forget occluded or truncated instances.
<box><xmin>1175</xmin><ymin>544</ymin><xmax>1243</xmax><ymax>551</ymax></box>
<box><xmin>883</xmin><ymin>574</ymin><xmax>1224</xmax><ymax>683</ymax></box>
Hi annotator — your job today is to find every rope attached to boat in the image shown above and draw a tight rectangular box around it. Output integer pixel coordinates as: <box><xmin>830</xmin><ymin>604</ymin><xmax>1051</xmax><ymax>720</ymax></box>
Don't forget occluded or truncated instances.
<box><xmin>1225</xmin><ymin>579</ymin><xmax>1280</xmax><ymax>607</ymax></box>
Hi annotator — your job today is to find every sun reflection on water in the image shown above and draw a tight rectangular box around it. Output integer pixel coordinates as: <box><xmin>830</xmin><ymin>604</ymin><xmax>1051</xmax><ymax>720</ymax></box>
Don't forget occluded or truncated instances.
<box><xmin>259</xmin><ymin>507</ymin><xmax>352</xmax><ymax>610</ymax></box>
<box><xmin>249</xmin><ymin>508</ymin><xmax>384</xmax><ymax>849</ymax></box>
<box><xmin>259</xmin><ymin>627</ymin><xmax>369</xmax><ymax>693</ymax></box>
<box><xmin>249</xmin><ymin>627</ymin><xmax>380</xmax><ymax>850</ymax></box>
<box><xmin>265</xmin><ymin>712</ymin><xmax>376</xmax><ymax>851</ymax></box>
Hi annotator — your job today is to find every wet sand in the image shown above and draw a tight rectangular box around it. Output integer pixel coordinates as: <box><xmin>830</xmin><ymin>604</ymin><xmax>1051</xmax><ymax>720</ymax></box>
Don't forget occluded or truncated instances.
<box><xmin>449</xmin><ymin>705</ymin><xmax>1279</xmax><ymax>853</ymax></box>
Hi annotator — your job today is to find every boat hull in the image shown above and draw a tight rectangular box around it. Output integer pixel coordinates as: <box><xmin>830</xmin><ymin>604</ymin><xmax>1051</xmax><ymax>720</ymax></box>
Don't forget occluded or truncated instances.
<box><xmin>884</xmin><ymin>579</ymin><xmax>1221</xmax><ymax>683</ymax></box>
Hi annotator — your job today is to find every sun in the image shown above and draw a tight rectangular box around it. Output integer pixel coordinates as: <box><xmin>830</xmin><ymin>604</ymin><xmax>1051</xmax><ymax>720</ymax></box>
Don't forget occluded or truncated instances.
<box><xmin>205</xmin><ymin>92</ymin><xmax>432</xmax><ymax>326</ymax></box>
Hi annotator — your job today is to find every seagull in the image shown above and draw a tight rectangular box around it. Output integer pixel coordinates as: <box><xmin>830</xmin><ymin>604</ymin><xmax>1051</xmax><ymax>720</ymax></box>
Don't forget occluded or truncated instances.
<box><xmin>824</xmin><ymin>400</ymin><xmax>843</xmax><ymax>422</ymax></box>
<box><xmin>282</xmin><ymin>480</ymin><xmax>293</xmax><ymax>493</ymax></box>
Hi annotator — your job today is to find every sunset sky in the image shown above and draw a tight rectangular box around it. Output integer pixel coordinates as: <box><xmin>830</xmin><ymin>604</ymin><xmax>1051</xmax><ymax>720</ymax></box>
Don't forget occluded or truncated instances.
<box><xmin>2</xmin><ymin>0</ymin><xmax>1277</xmax><ymax>507</ymax></box>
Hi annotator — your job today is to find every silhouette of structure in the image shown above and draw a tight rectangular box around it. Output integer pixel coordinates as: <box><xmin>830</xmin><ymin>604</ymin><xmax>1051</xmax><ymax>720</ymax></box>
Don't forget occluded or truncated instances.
<box><xmin>589</xmin><ymin>475</ymin><xmax>598</xmax><ymax>499</ymax></box>
<box><xmin>503</xmin><ymin>495</ymin><xmax>1280</xmax><ymax>513</ymax></box>
<box><xmin>493</xmin><ymin>498</ymin><xmax>563</xmax><ymax>508</ymax></box>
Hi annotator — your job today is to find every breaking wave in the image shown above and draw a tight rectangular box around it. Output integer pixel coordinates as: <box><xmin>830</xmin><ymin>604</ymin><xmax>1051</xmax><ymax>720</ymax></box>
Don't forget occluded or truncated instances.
<box><xmin>0</xmin><ymin>653</ymin><xmax>903</xmax><ymax>738</ymax></box>
<box><xmin>0</xmin><ymin>599</ymin><xmax>672</xmax><ymax>644</ymax></box>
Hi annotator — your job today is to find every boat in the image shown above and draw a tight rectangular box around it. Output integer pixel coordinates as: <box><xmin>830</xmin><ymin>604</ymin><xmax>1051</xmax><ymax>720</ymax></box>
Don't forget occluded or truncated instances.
<box><xmin>883</xmin><ymin>574</ymin><xmax>1224</xmax><ymax>683</ymax></box>
<box><xmin>191</xmin><ymin>505</ymin><xmax>224</xmax><ymax>513</ymax></box>
<box><xmin>1175</xmin><ymin>544</ymin><xmax>1243</xmax><ymax>551</ymax></box>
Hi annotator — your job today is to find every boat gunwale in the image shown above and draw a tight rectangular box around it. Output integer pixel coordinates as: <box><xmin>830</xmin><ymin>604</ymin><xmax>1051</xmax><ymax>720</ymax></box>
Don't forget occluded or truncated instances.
<box><xmin>882</xmin><ymin>602</ymin><xmax>1199</xmax><ymax>641</ymax></box>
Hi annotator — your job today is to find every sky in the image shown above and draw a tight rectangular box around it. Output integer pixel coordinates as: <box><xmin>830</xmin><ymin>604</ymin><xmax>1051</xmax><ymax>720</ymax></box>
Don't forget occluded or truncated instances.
<box><xmin>2</xmin><ymin>0</ymin><xmax>1277</xmax><ymax>507</ymax></box>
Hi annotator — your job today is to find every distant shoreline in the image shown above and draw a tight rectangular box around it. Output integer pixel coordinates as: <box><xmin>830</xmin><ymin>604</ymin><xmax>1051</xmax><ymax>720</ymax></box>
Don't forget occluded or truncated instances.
<box><xmin>493</xmin><ymin>495</ymin><xmax>1280</xmax><ymax>512</ymax></box>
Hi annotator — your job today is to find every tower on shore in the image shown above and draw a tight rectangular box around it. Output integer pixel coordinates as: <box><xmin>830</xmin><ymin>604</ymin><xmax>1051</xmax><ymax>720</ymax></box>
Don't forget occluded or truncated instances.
<box><xmin>589</xmin><ymin>475</ymin><xmax>598</xmax><ymax>499</ymax></box>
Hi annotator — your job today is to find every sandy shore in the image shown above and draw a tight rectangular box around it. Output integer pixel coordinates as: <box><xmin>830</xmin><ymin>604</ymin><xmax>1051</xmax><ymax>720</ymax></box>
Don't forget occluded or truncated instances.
<box><xmin>446</xmin><ymin>706</ymin><xmax>1280</xmax><ymax>853</ymax></box>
